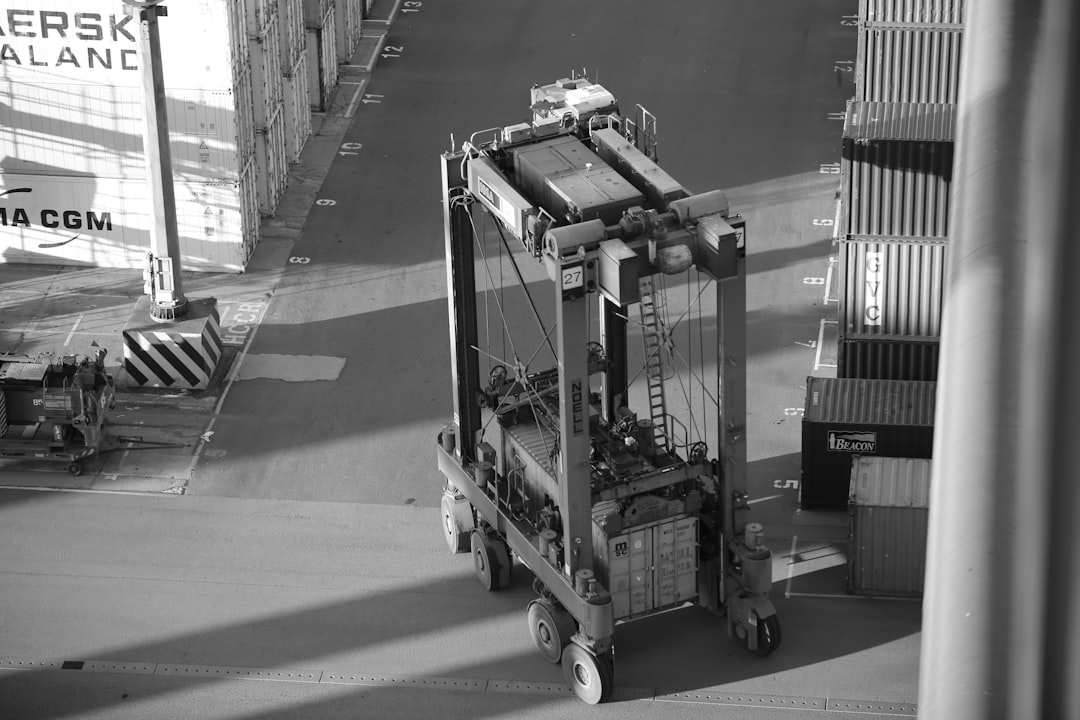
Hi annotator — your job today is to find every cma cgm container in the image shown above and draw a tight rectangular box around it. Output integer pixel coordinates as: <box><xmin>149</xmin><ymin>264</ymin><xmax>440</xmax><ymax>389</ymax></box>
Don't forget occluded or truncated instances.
<box><xmin>839</xmin><ymin>335</ymin><xmax>940</xmax><ymax>381</ymax></box>
<box><xmin>0</xmin><ymin>165</ymin><xmax>259</xmax><ymax>272</ymax></box>
<box><xmin>840</xmin><ymin>139</ymin><xmax>954</xmax><ymax>238</ymax></box>
<box><xmin>801</xmin><ymin>376</ymin><xmax>936</xmax><ymax>507</ymax></box>
<box><xmin>848</xmin><ymin>455</ymin><xmax>932</xmax><ymax>597</ymax></box>
<box><xmin>839</xmin><ymin>235</ymin><xmax>946</xmax><ymax>338</ymax></box>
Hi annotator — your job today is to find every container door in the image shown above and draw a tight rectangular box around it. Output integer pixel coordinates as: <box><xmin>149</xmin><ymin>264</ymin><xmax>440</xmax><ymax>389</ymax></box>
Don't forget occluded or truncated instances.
<box><xmin>628</xmin><ymin>527</ymin><xmax>652</xmax><ymax>616</ymax></box>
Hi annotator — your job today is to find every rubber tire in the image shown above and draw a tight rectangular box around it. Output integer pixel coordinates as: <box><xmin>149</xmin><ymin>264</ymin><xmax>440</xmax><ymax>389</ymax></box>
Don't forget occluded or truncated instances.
<box><xmin>440</xmin><ymin>493</ymin><xmax>471</xmax><ymax>554</ymax></box>
<box><xmin>67</xmin><ymin>462</ymin><xmax>82</xmax><ymax>477</ymax></box>
<box><xmin>561</xmin><ymin>642</ymin><xmax>612</xmax><ymax>705</ymax></box>
<box><xmin>527</xmin><ymin>600</ymin><xmax>572</xmax><ymax>664</ymax></box>
<box><xmin>471</xmin><ymin>530</ymin><xmax>509</xmax><ymax>591</ymax></box>
<box><xmin>754</xmin><ymin>614</ymin><xmax>782</xmax><ymax>656</ymax></box>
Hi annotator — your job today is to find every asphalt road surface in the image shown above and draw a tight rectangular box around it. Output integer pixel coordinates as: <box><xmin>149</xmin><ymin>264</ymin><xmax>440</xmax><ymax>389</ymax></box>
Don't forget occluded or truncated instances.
<box><xmin>0</xmin><ymin>1</ymin><xmax>924</xmax><ymax>718</ymax></box>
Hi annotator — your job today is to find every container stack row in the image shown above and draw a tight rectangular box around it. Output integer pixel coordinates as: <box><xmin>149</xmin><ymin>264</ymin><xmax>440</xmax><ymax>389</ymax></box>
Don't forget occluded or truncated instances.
<box><xmin>0</xmin><ymin>0</ymin><xmax>362</xmax><ymax>273</ymax></box>
<box><xmin>836</xmin><ymin>0</ymin><xmax>965</xmax><ymax>381</ymax></box>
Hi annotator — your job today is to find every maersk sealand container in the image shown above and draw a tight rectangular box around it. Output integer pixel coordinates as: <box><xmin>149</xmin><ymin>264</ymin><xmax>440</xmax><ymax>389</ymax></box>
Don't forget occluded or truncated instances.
<box><xmin>801</xmin><ymin>376</ymin><xmax>936</xmax><ymax>508</ymax></box>
<box><xmin>0</xmin><ymin>0</ymin><xmax>298</xmax><ymax>271</ymax></box>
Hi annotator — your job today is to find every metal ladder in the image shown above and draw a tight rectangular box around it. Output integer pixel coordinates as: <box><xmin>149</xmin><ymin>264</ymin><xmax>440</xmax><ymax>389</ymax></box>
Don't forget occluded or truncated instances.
<box><xmin>638</xmin><ymin>276</ymin><xmax>669</xmax><ymax>452</ymax></box>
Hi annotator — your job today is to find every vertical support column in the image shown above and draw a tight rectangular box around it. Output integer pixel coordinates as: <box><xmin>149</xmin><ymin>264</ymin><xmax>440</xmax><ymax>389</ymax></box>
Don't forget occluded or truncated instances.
<box><xmin>556</xmin><ymin>262</ymin><xmax>593</xmax><ymax>578</ymax></box>
<box><xmin>441</xmin><ymin>153</ymin><xmax>481</xmax><ymax>463</ymax></box>
<box><xmin>598</xmin><ymin>294</ymin><xmax>626</xmax><ymax>424</ymax></box>
<box><xmin>128</xmin><ymin>0</ymin><xmax>187</xmax><ymax>321</ymax></box>
<box><xmin>717</xmin><ymin>231</ymin><xmax>748</xmax><ymax>543</ymax></box>
<box><xmin>917</xmin><ymin>1</ymin><xmax>1037</xmax><ymax>717</ymax></box>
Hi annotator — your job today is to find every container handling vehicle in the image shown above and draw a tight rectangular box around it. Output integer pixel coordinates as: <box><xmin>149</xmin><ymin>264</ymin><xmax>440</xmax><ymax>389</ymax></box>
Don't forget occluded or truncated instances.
<box><xmin>0</xmin><ymin>346</ymin><xmax>115</xmax><ymax>476</ymax></box>
<box><xmin>435</xmin><ymin>76</ymin><xmax>779</xmax><ymax>703</ymax></box>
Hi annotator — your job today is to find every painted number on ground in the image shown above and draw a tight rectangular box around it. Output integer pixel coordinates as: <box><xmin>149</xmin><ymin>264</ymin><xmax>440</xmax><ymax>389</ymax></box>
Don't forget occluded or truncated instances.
<box><xmin>339</xmin><ymin>142</ymin><xmax>363</xmax><ymax>157</ymax></box>
<box><xmin>813</xmin><ymin>218</ymin><xmax>834</xmax><ymax>227</ymax></box>
<box><xmin>774</xmin><ymin>479</ymin><xmax>800</xmax><ymax>490</ymax></box>
<box><xmin>382</xmin><ymin>45</ymin><xmax>404</xmax><ymax>59</ymax></box>
<box><xmin>289</xmin><ymin>257</ymin><xmax>311</xmax><ymax>264</ymax></box>
<box><xmin>316</xmin><ymin>199</ymin><xmax>337</xmax><ymax>206</ymax></box>
<box><xmin>361</xmin><ymin>94</ymin><xmax>384</xmax><ymax>105</ymax></box>
<box><xmin>784</xmin><ymin>408</ymin><xmax>805</xmax><ymax>417</ymax></box>
<box><xmin>841</xmin><ymin>15</ymin><xmax>858</xmax><ymax>26</ymax></box>
<box><xmin>819</xmin><ymin>163</ymin><xmax>840</xmax><ymax>174</ymax></box>
<box><xmin>834</xmin><ymin>60</ymin><xmax>853</xmax><ymax>73</ymax></box>
<box><xmin>827</xmin><ymin>111</ymin><xmax>846</xmax><ymax>121</ymax></box>
<box><xmin>401</xmin><ymin>0</ymin><xmax>422</xmax><ymax>12</ymax></box>
<box><xmin>803</xmin><ymin>277</ymin><xmax>825</xmax><ymax>285</ymax></box>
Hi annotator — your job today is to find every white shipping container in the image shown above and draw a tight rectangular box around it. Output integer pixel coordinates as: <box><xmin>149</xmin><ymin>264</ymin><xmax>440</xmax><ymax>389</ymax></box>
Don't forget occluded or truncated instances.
<box><xmin>279</xmin><ymin>0</ymin><xmax>305</xmax><ymax>70</ymax></box>
<box><xmin>283</xmin><ymin>53</ymin><xmax>312</xmax><ymax>163</ymax></box>
<box><xmin>0</xmin><ymin>0</ymin><xmax>245</xmax><ymax>91</ymax></box>
<box><xmin>306</xmin><ymin>7</ymin><xmax>339</xmax><ymax>111</ymax></box>
<box><xmin>254</xmin><ymin>104</ymin><xmax>288</xmax><ymax>214</ymax></box>
<box><xmin>0</xmin><ymin>81</ymin><xmax>257</xmax><ymax>183</ymax></box>
<box><xmin>250</xmin><ymin>12</ymin><xmax>286</xmax><ymax>126</ymax></box>
<box><xmin>0</xmin><ymin>166</ymin><xmax>259</xmax><ymax>272</ymax></box>
<box><xmin>244</xmin><ymin>0</ymin><xmax>280</xmax><ymax>34</ymax></box>
<box><xmin>334</xmin><ymin>0</ymin><xmax>363</xmax><ymax>62</ymax></box>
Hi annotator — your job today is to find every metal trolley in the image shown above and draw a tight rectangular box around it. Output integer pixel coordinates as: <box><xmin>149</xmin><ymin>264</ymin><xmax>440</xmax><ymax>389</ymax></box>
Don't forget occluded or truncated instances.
<box><xmin>436</xmin><ymin>77</ymin><xmax>779</xmax><ymax>703</ymax></box>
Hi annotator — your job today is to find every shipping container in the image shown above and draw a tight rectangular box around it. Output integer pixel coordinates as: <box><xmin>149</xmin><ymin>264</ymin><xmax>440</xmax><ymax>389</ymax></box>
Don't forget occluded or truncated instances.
<box><xmin>859</xmin><ymin>0</ymin><xmax>965</xmax><ymax>25</ymax></box>
<box><xmin>0</xmin><ymin>82</ymin><xmax>257</xmax><ymax>183</ymax></box>
<box><xmin>839</xmin><ymin>335</ymin><xmax>940</xmax><ymax>381</ymax></box>
<box><xmin>0</xmin><ymin>165</ymin><xmax>260</xmax><ymax>273</ymax></box>
<box><xmin>801</xmin><ymin>376</ymin><xmax>936</xmax><ymax>507</ymax></box>
<box><xmin>840</xmin><ymin>139</ymin><xmax>954</xmax><ymax>237</ymax></box>
<box><xmin>254</xmin><ymin>105</ymin><xmax>289</xmax><ymax>215</ymax></box>
<box><xmin>306</xmin><ymin>7</ymin><xmax>340</xmax><ymax>111</ymax></box>
<box><xmin>251</xmin><ymin>12</ymin><xmax>286</xmax><ymax>127</ymax></box>
<box><xmin>335</xmin><ymin>0</ymin><xmax>364</xmax><ymax>62</ymax></box>
<box><xmin>303</xmin><ymin>0</ymin><xmax>336</xmax><ymax>22</ymax></box>
<box><xmin>856</xmin><ymin>25</ymin><xmax>963</xmax><ymax>104</ymax></box>
<box><xmin>244</xmin><ymin>0</ymin><xmax>280</xmax><ymax>34</ymax></box>
<box><xmin>592</xmin><ymin>512</ymin><xmax>699</xmax><ymax>622</ymax></box>
<box><xmin>279</xmin><ymin>0</ymin><xmax>306</xmax><ymax>69</ymax></box>
<box><xmin>0</xmin><ymin>0</ymin><xmax>245</xmax><ymax>91</ymax></box>
<box><xmin>283</xmin><ymin>53</ymin><xmax>313</xmax><ymax>163</ymax></box>
<box><xmin>844</xmin><ymin>100</ymin><xmax>956</xmax><ymax>142</ymax></box>
<box><xmin>839</xmin><ymin>235</ymin><xmax>946</xmax><ymax>337</ymax></box>
<box><xmin>848</xmin><ymin>455</ymin><xmax>932</xmax><ymax>597</ymax></box>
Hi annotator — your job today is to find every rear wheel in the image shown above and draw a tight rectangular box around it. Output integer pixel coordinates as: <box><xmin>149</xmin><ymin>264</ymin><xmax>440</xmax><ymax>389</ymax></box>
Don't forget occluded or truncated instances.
<box><xmin>754</xmin><ymin>613</ymin><xmax>781</xmax><ymax>656</ymax></box>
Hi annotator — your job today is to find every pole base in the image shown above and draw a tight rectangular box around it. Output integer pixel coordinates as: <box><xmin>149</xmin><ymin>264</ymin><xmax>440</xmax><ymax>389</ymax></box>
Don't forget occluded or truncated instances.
<box><xmin>150</xmin><ymin>298</ymin><xmax>189</xmax><ymax>322</ymax></box>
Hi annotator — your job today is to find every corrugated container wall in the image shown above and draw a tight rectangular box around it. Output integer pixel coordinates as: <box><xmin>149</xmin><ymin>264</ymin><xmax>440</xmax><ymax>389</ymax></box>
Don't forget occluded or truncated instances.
<box><xmin>335</xmin><ymin>0</ymin><xmax>364</xmax><ymax>62</ymax></box>
<box><xmin>283</xmin><ymin>54</ymin><xmax>313</xmax><ymax>163</ymax></box>
<box><xmin>839</xmin><ymin>336</ymin><xmax>941</xmax><ymax>381</ymax></box>
<box><xmin>250</xmin><ymin>10</ymin><xmax>285</xmax><ymax>126</ymax></box>
<box><xmin>859</xmin><ymin>0</ymin><xmax>965</xmax><ymax>25</ymax></box>
<box><xmin>848</xmin><ymin>455</ymin><xmax>932</xmax><ymax>597</ymax></box>
<box><xmin>839</xmin><ymin>235</ymin><xmax>946</xmax><ymax>337</ymax></box>
<box><xmin>801</xmin><ymin>377</ymin><xmax>936</xmax><ymax>507</ymax></box>
<box><xmin>0</xmin><ymin>0</ymin><xmax>263</xmax><ymax>272</ymax></box>
<box><xmin>844</xmin><ymin>100</ymin><xmax>956</xmax><ymax>142</ymax></box>
<box><xmin>279</xmin><ymin>0</ymin><xmax>306</xmax><ymax>69</ymax></box>
<box><xmin>306</xmin><ymin>6</ymin><xmax>339</xmax><ymax>111</ymax></box>
<box><xmin>255</xmin><ymin>107</ymin><xmax>289</xmax><ymax>215</ymax></box>
<box><xmin>840</xmin><ymin>139</ymin><xmax>953</xmax><ymax>237</ymax></box>
<box><xmin>855</xmin><ymin>25</ymin><xmax>964</xmax><ymax>104</ymax></box>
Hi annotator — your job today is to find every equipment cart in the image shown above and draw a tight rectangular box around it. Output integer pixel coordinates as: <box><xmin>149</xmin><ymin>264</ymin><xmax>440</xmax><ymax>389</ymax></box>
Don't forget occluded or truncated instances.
<box><xmin>0</xmin><ymin>348</ymin><xmax>116</xmax><ymax>476</ymax></box>
<box><xmin>436</xmin><ymin>77</ymin><xmax>780</xmax><ymax>704</ymax></box>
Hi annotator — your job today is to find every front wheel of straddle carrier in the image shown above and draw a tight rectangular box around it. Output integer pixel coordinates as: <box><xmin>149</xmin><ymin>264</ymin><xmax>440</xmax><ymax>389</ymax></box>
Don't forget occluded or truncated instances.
<box><xmin>470</xmin><ymin>528</ymin><xmax>511</xmax><ymax>591</ymax></box>
<box><xmin>561</xmin><ymin>641</ymin><xmax>614</xmax><ymax>705</ymax></box>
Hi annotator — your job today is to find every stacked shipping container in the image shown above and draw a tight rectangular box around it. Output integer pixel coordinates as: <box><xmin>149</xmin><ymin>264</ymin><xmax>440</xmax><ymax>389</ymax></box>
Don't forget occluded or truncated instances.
<box><xmin>0</xmin><ymin>0</ymin><xmax>322</xmax><ymax>272</ymax></box>
<box><xmin>304</xmin><ymin>0</ymin><xmax>340</xmax><ymax>112</ymax></box>
<box><xmin>836</xmin><ymin>0</ymin><xmax>964</xmax><ymax>380</ymax></box>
